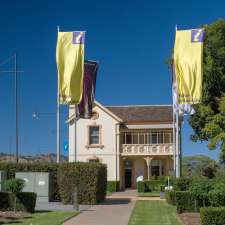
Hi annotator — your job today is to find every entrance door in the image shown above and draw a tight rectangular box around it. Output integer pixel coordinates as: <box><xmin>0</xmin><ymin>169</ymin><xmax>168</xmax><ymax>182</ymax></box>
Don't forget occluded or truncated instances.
<box><xmin>125</xmin><ymin>169</ymin><xmax>132</xmax><ymax>188</ymax></box>
<box><xmin>124</xmin><ymin>160</ymin><xmax>132</xmax><ymax>188</ymax></box>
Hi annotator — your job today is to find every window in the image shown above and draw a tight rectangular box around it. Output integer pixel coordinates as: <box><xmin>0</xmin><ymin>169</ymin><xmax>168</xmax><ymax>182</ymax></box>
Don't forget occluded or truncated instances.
<box><xmin>164</xmin><ymin>132</ymin><xmax>172</xmax><ymax>143</ymax></box>
<box><xmin>158</xmin><ymin>132</ymin><xmax>163</xmax><ymax>144</ymax></box>
<box><xmin>133</xmin><ymin>133</ymin><xmax>138</xmax><ymax>144</ymax></box>
<box><xmin>139</xmin><ymin>133</ymin><xmax>144</xmax><ymax>144</ymax></box>
<box><xmin>151</xmin><ymin>133</ymin><xmax>158</xmax><ymax>144</ymax></box>
<box><xmin>126</xmin><ymin>133</ymin><xmax>132</xmax><ymax>144</ymax></box>
<box><xmin>89</xmin><ymin>126</ymin><xmax>100</xmax><ymax>145</ymax></box>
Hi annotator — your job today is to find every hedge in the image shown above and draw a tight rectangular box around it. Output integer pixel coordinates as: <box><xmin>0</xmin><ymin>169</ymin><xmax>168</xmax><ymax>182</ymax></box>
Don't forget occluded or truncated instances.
<box><xmin>200</xmin><ymin>207</ymin><xmax>225</xmax><ymax>225</ymax></box>
<box><xmin>175</xmin><ymin>191</ymin><xmax>198</xmax><ymax>213</ymax></box>
<box><xmin>107</xmin><ymin>181</ymin><xmax>119</xmax><ymax>192</ymax></box>
<box><xmin>0</xmin><ymin>192</ymin><xmax>36</xmax><ymax>213</ymax></box>
<box><xmin>137</xmin><ymin>180</ymin><xmax>165</xmax><ymax>192</ymax></box>
<box><xmin>173</xmin><ymin>177</ymin><xmax>192</xmax><ymax>191</ymax></box>
<box><xmin>165</xmin><ymin>190</ymin><xmax>177</xmax><ymax>205</ymax></box>
<box><xmin>57</xmin><ymin>162</ymin><xmax>107</xmax><ymax>204</ymax></box>
<box><xmin>0</xmin><ymin>162</ymin><xmax>58</xmax><ymax>200</ymax></box>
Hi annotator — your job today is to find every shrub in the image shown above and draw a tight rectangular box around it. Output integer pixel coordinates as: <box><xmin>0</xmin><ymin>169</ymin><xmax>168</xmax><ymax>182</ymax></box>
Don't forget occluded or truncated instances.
<box><xmin>175</xmin><ymin>191</ymin><xmax>198</xmax><ymax>213</ymax></box>
<box><xmin>57</xmin><ymin>162</ymin><xmax>107</xmax><ymax>204</ymax></box>
<box><xmin>137</xmin><ymin>180</ymin><xmax>165</xmax><ymax>192</ymax></box>
<box><xmin>137</xmin><ymin>181</ymin><xmax>145</xmax><ymax>193</ymax></box>
<box><xmin>107</xmin><ymin>181</ymin><xmax>119</xmax><ymax>193</ymax></box>
<box><xmin>200</xmin><ymin>207</ymin><xmax>225</xmax><ymax>225</ymax></box>
<box><xmin>4</xmin><ymin>178</ymin><xmax>25</xmax><ymax>212</ymax></box>
<box><xmin>208</xmin><ymin>182</ymin><xmax>225</xmax><ymax>206</ymax></box>
<box><xmin>189</xmin><ymin>178</ymin><xmax>212</xmax><ymax>207</ymax></box>
<box><xmin>173</xmin><ymin>177</ymin><xmax>192</xmax><ymax>191</ymax></box>
<box><xmin>0</xmin><ymin>192</ymin><xmax>36</xmax><ymax>213</ymax></box>
<box><xmin>165</xmin><ymin>190</ymin><xmax>176</xmax><ymax>205</ymax></box>
<box><xmin>0</xmin><ymin>162</ymin><xmax>59</xmax><ymax>200</ymax></box>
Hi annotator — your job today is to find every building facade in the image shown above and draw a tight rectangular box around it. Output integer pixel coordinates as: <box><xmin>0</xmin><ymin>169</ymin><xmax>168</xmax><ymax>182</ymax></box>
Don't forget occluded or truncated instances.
<box><xmin>68</xmin><ymin>101</ymin><xmax>174</xmax><ymax>189</ymax></box>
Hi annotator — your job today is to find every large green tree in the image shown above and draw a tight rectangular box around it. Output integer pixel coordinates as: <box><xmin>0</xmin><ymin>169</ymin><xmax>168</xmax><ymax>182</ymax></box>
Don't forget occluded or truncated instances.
<box><xmin>189</xmin><ymin>19</ymin><xmax>225</xmax><ymax>162</ymax></box>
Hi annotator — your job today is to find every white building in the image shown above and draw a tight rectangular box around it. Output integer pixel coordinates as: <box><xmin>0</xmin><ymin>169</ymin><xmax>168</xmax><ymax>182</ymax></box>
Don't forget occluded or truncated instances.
<box><xmin>67</xmin><ymin>101</ymin><xmax>174</xmax><ymax>189</ymax></box>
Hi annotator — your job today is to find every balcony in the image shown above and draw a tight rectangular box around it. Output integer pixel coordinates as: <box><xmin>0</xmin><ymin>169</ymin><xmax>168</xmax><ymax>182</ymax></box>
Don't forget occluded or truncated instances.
<box><xmin>121</xmin><ymin>144</ymin><xmax>173</xmax><ymax>156</ymax></box>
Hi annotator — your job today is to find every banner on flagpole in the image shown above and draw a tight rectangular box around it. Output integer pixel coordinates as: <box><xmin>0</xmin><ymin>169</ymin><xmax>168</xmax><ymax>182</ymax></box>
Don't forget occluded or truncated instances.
<box><xmin>56</xmin><ymin>31</ymin><xmax>86</xmax><ymax>104</ymax></box>
<box><xmin>75</xmin><ymin>60</ymin><xmax>99</xmax><ymax>119</ymax></box>
<box><xmin>174</xmin><ymin>28</ymin><xmax>204</xmax><ymax>106</ymax></box>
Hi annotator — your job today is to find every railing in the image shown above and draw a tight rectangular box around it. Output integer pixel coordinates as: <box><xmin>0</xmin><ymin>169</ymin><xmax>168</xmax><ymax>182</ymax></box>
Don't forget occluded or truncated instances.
<box><xmin>121</xmin><ymin>144</ymin><xmax>173</xmax><ymax>156</ymax></box>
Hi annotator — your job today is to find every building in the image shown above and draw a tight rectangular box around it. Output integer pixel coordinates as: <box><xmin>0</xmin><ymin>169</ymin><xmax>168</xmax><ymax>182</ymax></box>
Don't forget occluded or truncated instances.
<box><xmin>68</xmin><ymin>101</ymin><xmax>174</xmax><ymax>189</ymax></box>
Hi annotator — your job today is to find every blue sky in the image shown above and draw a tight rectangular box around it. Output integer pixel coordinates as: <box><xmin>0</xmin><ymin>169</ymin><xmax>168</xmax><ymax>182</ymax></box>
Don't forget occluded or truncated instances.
<box><xmin>0</xmin><ymin>0</ymin><xmax>223</xmax><ymax>159</ymax></box>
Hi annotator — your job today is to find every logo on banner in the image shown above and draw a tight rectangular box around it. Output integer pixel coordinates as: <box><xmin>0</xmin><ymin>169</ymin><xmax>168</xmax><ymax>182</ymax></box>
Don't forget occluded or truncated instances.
<box><xmin>191</xmin><ymin>29</ymin><xmax>204</xmax><ymax>42</ymax></box>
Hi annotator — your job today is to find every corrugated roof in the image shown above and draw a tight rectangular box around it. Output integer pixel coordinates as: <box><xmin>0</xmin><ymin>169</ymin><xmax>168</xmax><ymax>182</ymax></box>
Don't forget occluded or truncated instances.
<box><xmin>105</xmin><ymin>105</ymin><xmax>173</xmax><ymax>123</ymax></box>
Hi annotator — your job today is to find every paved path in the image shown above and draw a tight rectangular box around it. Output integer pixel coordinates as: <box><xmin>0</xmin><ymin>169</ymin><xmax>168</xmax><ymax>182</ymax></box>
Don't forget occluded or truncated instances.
<box><xmin>63</xmin><ymin>190</ymin><xmax>136</xmax><ymax>225</ymax></box>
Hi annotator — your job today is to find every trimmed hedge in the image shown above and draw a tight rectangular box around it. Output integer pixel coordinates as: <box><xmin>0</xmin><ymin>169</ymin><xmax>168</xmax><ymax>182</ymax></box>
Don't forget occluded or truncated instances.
<box><xmin>173</xmin><ymin>177</ymin><xmax>192</xmax><ymax>191</ymax></box>
<box><xmin>137</xmin><ymin>180</ymin><xmax>165</xmax><ymax>192</ymax></box>
<box><xmin>175</xmin><ymin>191</ymin><xmax>198</xmax><ymax>213</ymax></box>
<box><xmin>166</xmin><ymin>190</ymin><xmax>202</xmax><ymax>213</ymax></box>
<box><xmin>0</xmin><ymin>162</ymin><xmax>58</xmax><ymax>200</ymax></box>
<box><xmin>200</xmin><ymin>207</ymin><xmax>225</xmax><ymax>225</ymax></box>
<box><xmin>107</xmin><ymin>181</ymin><xmax>119</xmax><ymax>192</ymax></box>
<box><xmin>137</xmin><ymin>181</ymin><xmax>145</xmax><ymax>193</ymax></box>
<box><xmin>57</xmin><ymin>162</ymin><xmax>107</xmax><ymax>204</ymax></box>
<box><xmin>0</xmin><ymin>192</ymin><xmax>36</xmax><ymax>212</ymax></box>
<box><xmin>165</xmin><ymin>190</ymin><xmax>177</xmax><ymax>205</ymax></box>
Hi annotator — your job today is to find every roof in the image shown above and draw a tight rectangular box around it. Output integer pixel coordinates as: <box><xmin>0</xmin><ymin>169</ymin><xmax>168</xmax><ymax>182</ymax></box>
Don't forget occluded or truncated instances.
<box><xmin>105</xmin><ymin>105</ymin><xmax>173</xmax><ymax>123</ymax></box>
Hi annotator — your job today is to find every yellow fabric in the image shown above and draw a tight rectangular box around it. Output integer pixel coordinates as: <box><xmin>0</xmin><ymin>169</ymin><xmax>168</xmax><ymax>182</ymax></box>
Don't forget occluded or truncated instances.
<box><xmin>56</xmin><ymin>32</ymin><xmax>84</xmax><ymax>104</ymax></box>
<box><xmin>174</xmin><ymin>29</ymin><xmax>203</xmax><ymax>105</ymax></box>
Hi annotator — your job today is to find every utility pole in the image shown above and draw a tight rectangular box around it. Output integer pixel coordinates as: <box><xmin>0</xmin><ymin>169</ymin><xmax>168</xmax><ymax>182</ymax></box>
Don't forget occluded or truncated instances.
<box><xmin>0</xmin><ymin>54</ymin><xmax>23</xmax><ymax>162</ymax></box>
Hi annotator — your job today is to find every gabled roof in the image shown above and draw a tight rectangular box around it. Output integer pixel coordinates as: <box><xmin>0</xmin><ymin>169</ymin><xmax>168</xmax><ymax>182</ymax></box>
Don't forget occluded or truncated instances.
<box><xmin>67</xmin><ymin>101</ymin><xmax>173</xmax><ymax>124</ymax></box>
<box><xmin>105</xmin><ymin>105</ymin><xmax>173</xmax><ymax>123</ymax></box>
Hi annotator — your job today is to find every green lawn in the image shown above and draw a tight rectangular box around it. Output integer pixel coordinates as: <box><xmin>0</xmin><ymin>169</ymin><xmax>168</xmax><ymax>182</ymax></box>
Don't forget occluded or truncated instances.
<box><xmin>3</xmin><ymin>210</ymin><xmax>78</xmax><ymax>225</ymax></box>
<box><xmin>138</xmin><ymin>192</ymin><xmax>160</xmax><ymax>197</ymax></box>
<box><xmin>128</xmin><ymin>200</ymin><xmax>182</xmax><ymax>225</ymax></box>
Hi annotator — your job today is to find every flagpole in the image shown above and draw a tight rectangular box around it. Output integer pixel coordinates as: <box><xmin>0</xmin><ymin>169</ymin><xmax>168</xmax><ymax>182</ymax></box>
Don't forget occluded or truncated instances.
<box><xmin>174</xmin><ymin>24</ymin><xmax>180</xmax><ymax>178</ymax></box>
<box><xmin>57</xmin><ymin>26</ymin><xmax>60</xmax><ymax>163</ymax></box>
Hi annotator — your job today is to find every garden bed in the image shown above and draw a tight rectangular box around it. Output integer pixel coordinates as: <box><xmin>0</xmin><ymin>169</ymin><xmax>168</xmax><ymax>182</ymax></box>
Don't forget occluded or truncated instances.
<box><xmin>179</xmin><ymin>213</ymin><xmax>200</xmax><ymax>225</ymax></box>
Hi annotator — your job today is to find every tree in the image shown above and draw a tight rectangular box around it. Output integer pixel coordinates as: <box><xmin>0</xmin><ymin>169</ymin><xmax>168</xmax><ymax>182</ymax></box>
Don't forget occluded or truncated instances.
<box><xmin>182</xmin><ymin>154</ymin><xmax>218</xmax><ymax>178</ymax></box>
<box><xmin>189</xmin><ymin>19</ymin><xmax>225</xmax><ymax>163</ymax></box>
<box><xmin>4</xmin><ymin>178</ymin><xmax>25</xmax><ymax>212</ymax></box>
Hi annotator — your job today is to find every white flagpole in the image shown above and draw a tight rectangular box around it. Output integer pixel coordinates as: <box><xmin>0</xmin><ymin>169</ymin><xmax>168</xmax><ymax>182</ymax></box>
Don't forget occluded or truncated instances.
<box><xmin>57</xmin><ymin>26</ymin><xmax>60</xmax><ymax>163</ymax></box>
<box><xmin>174</xmin><ymin>24</ymin><xmax>180</xmax><ymax>178</ymax></box>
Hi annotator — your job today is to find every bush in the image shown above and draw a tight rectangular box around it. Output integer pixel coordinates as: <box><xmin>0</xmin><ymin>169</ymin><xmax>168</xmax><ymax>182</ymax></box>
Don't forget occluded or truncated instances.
<box><xmin>173</xmin><ymin>177</ymin><xmax>192</xmax><ymax>191</ymax></box>
<box><xmin>57</xmin><ymin>162</ymin><xmax>107</xmax><ymax>204</ymax></box>
<box><xmin>189</xmin><ymin>178</ymin><xmax>211</xmax><ymax>207</ymax></box>
<box><xmin>200</xmin><ymin>207</ymin><xmax>225</xmax><ymax>225</ymax></box>
<box><xmin>175</xmin><ymin>191</ymin><xmax>198</xmax><ymax>213</ymax></box>
<box><xmin>0</xmin><ymin>162</ymin><xmax>59</xmax><ymax>200</ymax></box>
<box><xmin>4</xmin><ymin>178</ymin><xmax>25</xmax><ymax>212</ymax></box>
<box><xmin>137</xmin><ymin>181</ymin><xmax>145</xmax><ymax>193</ymax></box>
<box><xmin>208</xmin><ymin>182</ymin><xmax>225</xmax><ymax>206</ymax></box>
<box><xmin>0</xmin><ymin>192</ymin><xmax>36</xmax><ymax>213</ymax></box>
<box><xmin>137</xmin><ymin>180</ymin><xmax>165</xmax><ymax>192</ymax></box>
<box><xmin>165</xmin><ymin>190</ymin><xmax>177</xmax><ymax>205</ymax></box>
<box><xmin>107</xmin><ymin>181</ymin><xmax>119</xmax><ymax>192</ymax></box>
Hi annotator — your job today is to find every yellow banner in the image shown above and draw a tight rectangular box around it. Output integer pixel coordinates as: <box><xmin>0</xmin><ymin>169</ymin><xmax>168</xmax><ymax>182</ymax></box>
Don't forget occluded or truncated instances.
<box><xmin>174</xmin><ymin>29</ymin><xmax>204</xmax><ymax>105</ymax></box>
<box><xmin>56</xmin><ymin>31</ymin><xmax>85</xmax><ymax>104</ymax></box>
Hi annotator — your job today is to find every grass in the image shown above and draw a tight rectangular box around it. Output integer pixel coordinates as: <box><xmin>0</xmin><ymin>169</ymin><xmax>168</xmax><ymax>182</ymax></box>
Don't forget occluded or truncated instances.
<box><xmin>128</xmin><ymin>200</ymin><xmax>182</xmax><ymax>225</ymax></box>
<box><xmin>3</xmin><ymin>210</ymin><xmax>78</xmax><ymax>225</ymax></box>
<box><xmin>138</xmin><ymin>192</ymin><xmax>160</xmax><ymax>197</ymax></box>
